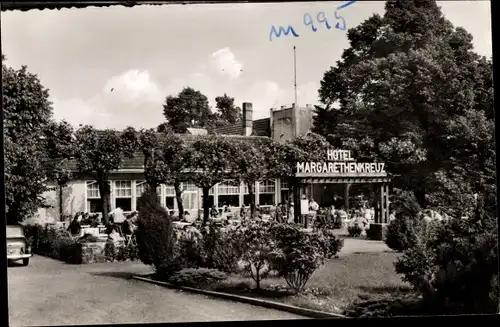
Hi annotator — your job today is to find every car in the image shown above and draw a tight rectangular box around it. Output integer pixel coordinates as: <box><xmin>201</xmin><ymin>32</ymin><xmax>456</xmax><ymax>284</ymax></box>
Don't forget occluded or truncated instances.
<box><xmin>7</xmin><ymin>225</ymin><xmax>33</xmax><ymax>266</ymax></box>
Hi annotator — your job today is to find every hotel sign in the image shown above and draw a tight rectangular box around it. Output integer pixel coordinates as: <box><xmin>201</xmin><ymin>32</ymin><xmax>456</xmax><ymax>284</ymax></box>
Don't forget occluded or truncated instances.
<box><xmin>296</xmin><ymin>149</ymin><xmax>386</xmax><ymax>177</ymax></box>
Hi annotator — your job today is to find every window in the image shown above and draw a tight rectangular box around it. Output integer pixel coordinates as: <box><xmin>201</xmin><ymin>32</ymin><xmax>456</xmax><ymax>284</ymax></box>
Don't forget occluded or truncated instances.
<box><xmin>259</xmin><ymin>180</ymin><xmax>276</xmax><ymax>206</ymax></box>
<box><xmin>178</xmin><ymin>181</ymin><xmax>196</xmax><ymax>211</ymax></box>
<box><xmin>135</xmin><ymin>181</ymin><xmax>148</xmax><ymax>211</ymax></box>
<box><xmin>280</xmin><ymin>179</ymin><xmax>289</xmax><ymax>190</ymax></box>
<box><xmin>115</xmin><ymin>181</ymin><xmax>132</xmax><ymax>212</ymax></box>
<box><xmin>86</xmin><ymin>181</ymin><xmax>111</xmax><ymax>213</ymax></box>
<box><xmin>164</xmin><ymin>185</ymin><xmax>175</xmax><ymax>210</ymax></box>
<box><xmin>183</xmin><ymin>181</ymin><xmax>197</xmax><ymax>192</ymax></box>
<box><xmin>259</xmin><ymin>180</ymin><xmax>276</xmax><ymax>193</ymax></box>
<box><xmin>218</xmin><ymin>181</ymin><xmax>240</xmax><ymax>208</ymax></box>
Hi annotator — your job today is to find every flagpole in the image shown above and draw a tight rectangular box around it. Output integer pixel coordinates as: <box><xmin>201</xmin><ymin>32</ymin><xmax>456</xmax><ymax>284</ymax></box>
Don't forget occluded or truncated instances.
<box><xmin>293</xmin><ymin>45</ymin><xmax>298</xmax><ymax>106</ymax></box>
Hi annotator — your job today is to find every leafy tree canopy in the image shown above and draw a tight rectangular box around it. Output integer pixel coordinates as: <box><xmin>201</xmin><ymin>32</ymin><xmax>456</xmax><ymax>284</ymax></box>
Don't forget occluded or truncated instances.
<box><xmin>214</xmin><ymin>93</ymin><xmax>242</xmax><ymax>125</ymax></box>
<box><xmin>314</xmin><ymin>0</ymin><xmax>494</xmax><ymax>209</ymax></box>
<box><xmin>162</xmin><ymin>87</ymin><xmax>214</xmax><ymax>133</ymax></box>
<box><xmin>3</xmin><ymin>59</ymin><xmax>54</xmax><ymax>224</ymax></box>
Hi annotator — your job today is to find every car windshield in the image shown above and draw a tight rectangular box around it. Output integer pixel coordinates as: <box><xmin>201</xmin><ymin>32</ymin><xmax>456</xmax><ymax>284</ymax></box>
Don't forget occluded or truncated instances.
<box><xmin>7</xmin><ymin>225</ymin><xmax>25</xmax><ymax>238</ymax></box>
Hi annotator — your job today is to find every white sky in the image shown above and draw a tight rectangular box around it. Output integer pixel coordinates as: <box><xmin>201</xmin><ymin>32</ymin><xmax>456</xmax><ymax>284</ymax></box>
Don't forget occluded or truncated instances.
<box><xmin>1</xmin><ymin>1</ymin><xmax>492</xmax><ymax>129</ymax></box>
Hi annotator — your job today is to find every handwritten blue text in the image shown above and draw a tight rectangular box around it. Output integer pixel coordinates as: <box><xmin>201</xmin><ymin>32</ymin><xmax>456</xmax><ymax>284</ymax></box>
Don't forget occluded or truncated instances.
<box><xmin>269</xmin><ymin>1</ymin><xmax>356</xmax><ymax>41</ymax></box>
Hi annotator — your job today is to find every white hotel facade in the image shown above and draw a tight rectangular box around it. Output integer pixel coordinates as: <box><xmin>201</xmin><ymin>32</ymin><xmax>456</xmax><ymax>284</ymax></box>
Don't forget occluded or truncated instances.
<box><xmin>34</xmin><ymin>103</ymin><xmax>314</xmax><ymax>223</ymax></box>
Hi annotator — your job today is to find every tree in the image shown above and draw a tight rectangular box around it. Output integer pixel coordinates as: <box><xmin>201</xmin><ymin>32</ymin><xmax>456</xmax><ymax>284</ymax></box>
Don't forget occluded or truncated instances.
<box><xmin>44</xmin><ymin>120</ymin><xmax>76</xmax><ymax>221</ymax></box>
<box><xmin>267</xmin><ymin>133</ymin><xmax>329</xmax><ymax>221</ymax></box>
<box><xmin>134</xmin><ymin>128</ymin><xmax>165</xmax><ymax>193</ymax></box>
<box><xmin>235</xmin><ymin>220</ymin><xmax>276</xmax><ymax>290</ymax></box>
<box><xmin>162</xmin><ymin>87</ymin><xmax>215</xmax><ymax>133</ymax></box>
<box><xmin>230</xmin><ymin>139</ymin><xmax>273</xmax><ymax>219</ymax></box>
<box><xmin>190</xmin><ymin>135</ymin><xmax>233</xmax><ymax>225</ymax></box>
<box><xmin>214</xmin><ymin>94</ymin><xmax>242</xmax><ymax>125</ymax></box>
<box><xmin>316</xmin><ymin>0</ymin><xmax>494</xmax><ymax>208</ymax></box>
<box><xmin>155</xmin><ymin>132</ymin><xmax>194</xmax><ymax>220</ymax></box>
<box><xmin>3</xmin><ymin>58</ymin><xmax>54</xmax><ymax>224</ymax></box>
<box><xmin>73</xmin><ymin>126</ymin><xmax>137</xmax><ymax>225</ymax></box>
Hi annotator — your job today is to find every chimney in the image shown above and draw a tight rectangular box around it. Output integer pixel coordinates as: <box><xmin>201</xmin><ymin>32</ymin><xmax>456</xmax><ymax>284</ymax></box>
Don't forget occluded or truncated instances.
<box><xmin>242</xmin><ymin>102</ymin><xmax>253</xmax><ymax>136</ymax></box>
<box><xmin>280</xmin><ymin>105</ymin><xmax>286</xmax><ymax>110</ymax></box>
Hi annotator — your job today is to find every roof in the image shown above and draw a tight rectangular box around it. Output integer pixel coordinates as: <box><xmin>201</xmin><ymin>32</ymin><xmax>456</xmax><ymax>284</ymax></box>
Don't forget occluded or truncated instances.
<box><xmin>252</xmin><ymin>118</ymin><xmax>271</xmax><ymax>137</ymax></box>
<box><xmin>66</xmin><ymin>133</ymin><xmax>270</xmax><ymax>172</ymax></box>
<box><xmin>213</xmin><ymin>118</ymin><xmax>271</xmax><ymax>137</ymax></box>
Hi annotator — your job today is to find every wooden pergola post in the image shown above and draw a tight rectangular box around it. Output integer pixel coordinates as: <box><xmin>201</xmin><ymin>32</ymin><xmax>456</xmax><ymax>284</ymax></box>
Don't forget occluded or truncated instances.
<box><xmin>380</xmin><ymin>183</ymin><xmax>385</xmax><ymax>224</ymax></box>
<box><xmin>384</xmin><ymin>184</ymin><xmax>390</xmax><ymax>223</ymax></box>
<box><xmin>344</xmin><ymin>183</ymin><xmax>351</xmax><ymax>211</ymax></box>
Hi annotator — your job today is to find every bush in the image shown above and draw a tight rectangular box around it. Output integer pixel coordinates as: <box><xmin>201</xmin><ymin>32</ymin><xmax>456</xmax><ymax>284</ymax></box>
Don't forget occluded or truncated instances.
<box><xmin>269</xmin><ymin>224</ymin><xmax>344</xmax><ymax>293</ymax></box>
<box><xmin>136</xmin><ymin>190</ymin><xmax>176</xmax><ymax>276</ymax></box>
<box><xmin>168</xmin><ymin>268</ymin><xmax>228</xmax><ymax>288</ymax></box>
<box><xmin>395</xmin><ymin>198</ymin><xmax>499</xmax><ymax>314</ymax></box>
<box><xmin>348</xmin><ymin>224</ymin><xmax>362</xmax><ymax>237</ymax></box>
<box><xmin>33</xmin><ymin>225</ymin><xmax>79</xmax><ymax>263</ymax></box>
<box><xmin>201</xmin><ymin>223</ymin><xmax>243</xmax><ymax>274</ymax></box>
<box><xmin>233</xmin><ymin>220</ymin><xmax>276</xmax><ymax>289</ymax></box>
<box><xmin>385</xmin><ymin>217</ymin><xmax>419</xmax><ymax>252</ymax></box>
<box><xmin>391</xmin><ymin>188</ymin><xmax>421</xmax><ymax>218</ymax></box>
<box><xmin>104</xmin><ymin>241</ymin><xmax>117</xmax><ymax>262</ymax></box>
<box><xmin>171</xmin><ymin>227</ymin><xmax>205</xmax><ymax>269</ymax></box>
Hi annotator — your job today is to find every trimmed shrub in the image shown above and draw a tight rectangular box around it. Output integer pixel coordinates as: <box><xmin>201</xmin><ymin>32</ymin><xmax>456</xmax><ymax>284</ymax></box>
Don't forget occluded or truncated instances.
<box><xmin>136</xmin><ymin>190</ymin><xmax>176</xmax><ymax>276</ymax></box>
<box><xmin>168</xmin><ymin>268</ymin><xmax>228</xmax><ymax>288</ymax></box>
<box><xmin>385</xmin><ymin>217</ymin><xmax>419</xmax><ymax>252</ymax></box>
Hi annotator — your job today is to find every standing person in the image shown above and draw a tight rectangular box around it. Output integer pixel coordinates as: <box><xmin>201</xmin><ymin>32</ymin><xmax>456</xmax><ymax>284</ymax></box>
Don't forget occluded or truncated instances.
<box><xmin>274</xmin><ymin>203</ymin><xmax>283</xmax><ymax>223</ymax></box>
<box><xmin>330</xmin><ymin>205</ymin><xmax>337</xmax><ymax>227</ymax></box>
<box><xmin>309</xmin><ymin>198</ymin><xmax>319</xmax><ymax>227</ymax></box>
<box><xmin>389</xmin><ymin>210</ymin><xmax>396</xmax><ymax>222</ymax></box>
<box><xmin>287</xmin><ymin>202</ymin><xmax>295</xmax><ymax>224</ymax></box>
<box><xmin>110</xmin><ymin>207</ymin><xmax>126</xmax><ymax>235</ymax></box>
<box><xmin>336</xmin><ymin>206</ymin><xmax>348</xmax><ymax>229</ymax></box>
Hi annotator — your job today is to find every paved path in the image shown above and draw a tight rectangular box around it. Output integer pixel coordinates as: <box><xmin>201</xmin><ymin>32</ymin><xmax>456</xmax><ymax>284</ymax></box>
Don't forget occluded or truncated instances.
<box><xmin>8</xmin><ymin>255</ymin><xmax>304</xmax><ymax>326</ymax></box>
<box><xmin>331</xmin><ymin>228</ymin><xmax>392</xmax><ymax>257</ymax></box>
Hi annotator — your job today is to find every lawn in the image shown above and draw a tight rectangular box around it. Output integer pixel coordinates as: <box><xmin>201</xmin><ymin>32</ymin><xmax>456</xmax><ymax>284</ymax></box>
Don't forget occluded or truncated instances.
<box><xmin>203</xmin><ymin>251</ymin><xmax>413</xmax><ymax>314</ymax></box>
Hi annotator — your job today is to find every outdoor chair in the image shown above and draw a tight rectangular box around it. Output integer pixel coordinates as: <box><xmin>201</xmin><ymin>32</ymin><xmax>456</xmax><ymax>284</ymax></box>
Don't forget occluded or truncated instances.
<box><xmin>124</xmin><ymin>233</ymin><xmax>136</xmax><ymax>247</ymax></box>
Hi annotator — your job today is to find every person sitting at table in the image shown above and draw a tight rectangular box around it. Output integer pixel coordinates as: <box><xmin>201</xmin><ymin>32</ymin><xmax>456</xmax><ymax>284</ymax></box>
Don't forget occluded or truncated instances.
<box><xmin>210</xmin><ymin>205</ymin><xmax>219</xmax><ymax>218</ymax></box>
<box><xmin>67</xmin><ymin>216</ymin><xmax>82</xmax><ymax>237</ymax></box>
<box><xmin>122</xmin><ymin>214</ymin><xmax>137</xmax><ymax>236</ymax></box>
<box><xmin>239</xmin><ymin>205</ymin><xmax>246</xmax><ymax>220</ymax></box>
<box><xmin>183</xmin><ymin>210</ymin><xmax>191</xmax><ymax>222</ymax></box>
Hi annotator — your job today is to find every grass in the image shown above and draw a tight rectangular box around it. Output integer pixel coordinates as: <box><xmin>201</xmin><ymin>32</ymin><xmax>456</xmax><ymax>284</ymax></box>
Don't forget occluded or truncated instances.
<box><xmin>202</xmin><ymin>251</ymin><xmax>413</xmax><ymax>314</ymax></box>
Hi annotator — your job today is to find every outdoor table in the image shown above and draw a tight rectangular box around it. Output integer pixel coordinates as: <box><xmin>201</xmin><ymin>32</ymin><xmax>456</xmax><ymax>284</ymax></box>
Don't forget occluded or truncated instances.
<box><xmin>173</xmin><ymin>222</ymin><xmax>192</xmax><ymax>229</ymax></box>
<box><xmin>81</xmin><ymin>227</ymin><xmax>100</xmax><ymax>237</ymax></box>
<box><xmin>98</xmin><ymin>225</ymin><xmax>107</xmax><ymax>235</ymax></box>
